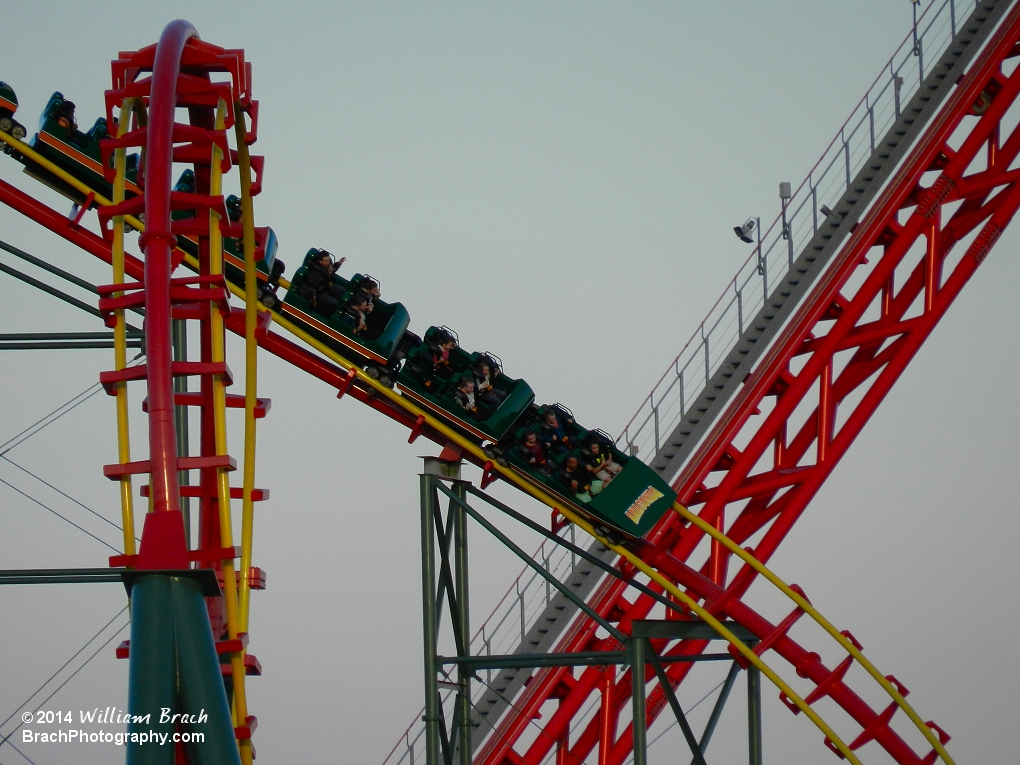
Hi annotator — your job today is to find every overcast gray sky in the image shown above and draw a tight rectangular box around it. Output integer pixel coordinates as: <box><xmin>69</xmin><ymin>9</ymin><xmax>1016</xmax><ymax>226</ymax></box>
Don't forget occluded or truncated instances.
<box><xmin>1</xmin><ymin>1</ymin><xmax>1018</xmax><ymax>763</ymax></box>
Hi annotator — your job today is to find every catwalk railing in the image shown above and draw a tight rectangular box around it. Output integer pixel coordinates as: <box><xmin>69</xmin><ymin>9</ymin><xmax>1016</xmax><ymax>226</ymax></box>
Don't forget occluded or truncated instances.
<box><xmin>619</xmin><ymin>0</ymin><xmax>979</xmax><ymax>462</ymax></box>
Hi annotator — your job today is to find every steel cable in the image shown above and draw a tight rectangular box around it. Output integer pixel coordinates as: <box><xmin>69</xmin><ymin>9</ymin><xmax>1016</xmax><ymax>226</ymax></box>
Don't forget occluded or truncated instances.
<box><xmin>1</xmin><ymin>456</ymin><xmax>124</xmax><ymax>533</ymax></box>
<box><xmin>0</xmin><ymin>476</ymin><xmax>120</xmax><ymax>552</ymax></box>
<box><xmin>0</xmin><ymin>606</ymin><xmax>129</xmax><ymax>762</ymax></box>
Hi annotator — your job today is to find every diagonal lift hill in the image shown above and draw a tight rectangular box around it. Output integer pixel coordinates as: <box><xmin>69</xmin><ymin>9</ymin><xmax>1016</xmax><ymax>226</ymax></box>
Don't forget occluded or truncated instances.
<box><xmin>0</xmin><ymin>1</ymin><xmax>1019</xmax><ymax>762</ymax></box>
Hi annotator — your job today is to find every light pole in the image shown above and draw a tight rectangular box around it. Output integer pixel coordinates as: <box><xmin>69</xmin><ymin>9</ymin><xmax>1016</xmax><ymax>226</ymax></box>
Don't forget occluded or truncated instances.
<box><xmin>911</xmin><ymin>0</ymin><xmax>923</xmax><ymax>82</ymax></box>
<box><xmin>733</xmin><ymin>216</ymin><xmax>765</xmax><ymax>301</ymax></box>
<box><xmin>780</xmin><ymin>181</ymin><xmax>793</xmax><ymax>268</ymax></box>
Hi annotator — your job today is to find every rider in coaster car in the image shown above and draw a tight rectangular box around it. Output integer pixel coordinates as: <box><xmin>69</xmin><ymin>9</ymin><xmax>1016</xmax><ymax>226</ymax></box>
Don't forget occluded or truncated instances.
<box><xmin>472</xmin><ymin>357</ymin><xmax>506</xmax><ymax>409</ymax></box>
<box><xmin>539</xmin><ymin>407</ymin><xmax>574</xmax><ymax>455</ymax></box>
<box><xmin>582</xmin><ymin>439</ymin><xmax>622</xmax><ymax>485</ymax></box>
<box><xmin>558</xmin><ymin>453</ymin><xmax>594</xmax><ymax>503</ymax></box>
<box><xmin>517</xmin><ymin>430</ymin><xmax>549</xmax><ymax>475</ymax></box>
<box><xmin>343</xmin><ymin>292</ymin><xmax>371</xmax><ymax>335</ymax></box>
<box><xmin>302</xmin><ymin>249</ymin><xmax>346</xmax><ymax>317</ymax></box>
<box><xmin>429</xmin><ymin>331</ymin><xmax>457</xmax><ymax>380</ymax></box>
<box><xmin>452</xmin><ymin>377</ymin><xmax>485</xmax><ymax>421</ymax></box>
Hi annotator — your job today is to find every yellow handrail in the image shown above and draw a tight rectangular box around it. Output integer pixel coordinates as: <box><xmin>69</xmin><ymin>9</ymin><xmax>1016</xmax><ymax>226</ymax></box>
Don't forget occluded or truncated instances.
<box><xmin>233</xmin><ymin>102</ymin><xmax>260</xmax><ymax>765</ymax></box>
<box><xmin>245</xmin><ymin>306</ymin><xmax>863</xmax><ymax>764</ymax></box>
<box><xmin>0</xmin><ymin>131</ymin><xmax>145</xmax><ymax>232</ymax></box>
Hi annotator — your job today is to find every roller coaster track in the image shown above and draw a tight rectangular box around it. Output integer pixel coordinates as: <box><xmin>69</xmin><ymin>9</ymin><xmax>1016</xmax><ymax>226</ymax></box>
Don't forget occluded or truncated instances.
<box><xmin>0</xmin><ymin>1</ymin><xmax>1018</xmax><ymax>761</ymax></box>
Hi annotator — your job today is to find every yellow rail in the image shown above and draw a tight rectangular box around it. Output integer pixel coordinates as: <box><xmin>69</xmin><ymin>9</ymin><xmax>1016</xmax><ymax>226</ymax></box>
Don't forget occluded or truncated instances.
<box><xmin>204</xmin><ymin>99</ymin><xmax>253</xmax><ymax>765</ymax></box>
<box><xmin>0</xmin><ymin>131</ymin><xmax>146</xmax><ymax>232</ymax></box>
<box><xmin>109</xmin><ymin>101</ymin><xmax>138</xmax><ymax>552</ymax></box>
<box><xmin>233</xmin><ymin>107</ymin><xmax>260</xmax><ymax>638</ymax></box>
<box><xmin>233</xmin><ymin>102</ymin><xmax>261</xmax><ymax>765</ymax></box>
<box><xmin>238</xmin><ymin>305</ymin><xmax>862</xmax><ymax>763</ymax></box>
<box><xmin>676</xmin><ymin>504</ymin><xmax>952</xmax><ymax>764</ymax></box>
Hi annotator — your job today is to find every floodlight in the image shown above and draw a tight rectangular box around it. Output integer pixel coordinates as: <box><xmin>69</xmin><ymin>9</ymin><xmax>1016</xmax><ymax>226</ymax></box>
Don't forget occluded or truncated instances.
<box><xmin>733</xmin><ymin>218</ymin><xmax>757</xmax><ymax>243</ymax></box>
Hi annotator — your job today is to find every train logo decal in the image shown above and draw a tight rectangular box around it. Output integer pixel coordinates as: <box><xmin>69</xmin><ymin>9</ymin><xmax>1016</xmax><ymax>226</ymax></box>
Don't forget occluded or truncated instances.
<box><xmin>624</xmin><ymin>486</ymin><xmax>664</xmax><ymax>524</ymax></box>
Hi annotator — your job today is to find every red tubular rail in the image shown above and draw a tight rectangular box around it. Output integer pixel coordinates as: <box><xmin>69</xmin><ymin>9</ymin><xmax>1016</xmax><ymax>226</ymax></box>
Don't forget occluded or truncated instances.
<box><xmin>141</xmin><ymin>19</ymin><xmax>198</xmax><ymax>516</ymax></box>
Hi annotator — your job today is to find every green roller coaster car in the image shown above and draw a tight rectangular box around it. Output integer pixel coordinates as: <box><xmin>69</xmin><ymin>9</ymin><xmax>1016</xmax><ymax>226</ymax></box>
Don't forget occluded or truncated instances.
<box><xmin>0</xmin><ymin>81</ymin><xmax>27</xmax><ymax>141</ymax></box>
<box><xmin>499</xmin><ymin>404</ymin><xmax>677</xmax><ymax>538</ymax></box>
<box><xmin>282</xmin><ymin>249</ymin><xmax>413</xmax><ymax>376</ymax></box>
<box><xmin>171</xmin><ymin>170</ymin><xmax>284</xmax><ymax>303</ymax></box>
<box><xmin>396</xmin><ymin>327</ymin><xmax>536</xmax><ymax>443</ymax></box>
<box><xmin>22</xmin><ymin>91</ymin><xmax>139</xmax><ymax>204</ymax></box>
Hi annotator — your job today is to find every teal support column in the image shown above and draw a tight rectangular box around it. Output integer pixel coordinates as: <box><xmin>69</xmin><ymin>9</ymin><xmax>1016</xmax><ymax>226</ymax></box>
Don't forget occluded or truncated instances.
<box><xmin>126</xmin><ymin>576</ymin><xmax>177</xmax><ymax>765</ymax></box>
<box><xmin>126</xmin><ymin>575</ymin><xmax>240</xmax><ymax>765</ymax></box>
<box><xmin>421</xmin><ymin>475</ymin><xmax>441</xmax><ymax>765</ymax></box>
<box><xmin>172</xmin><ymin>577</ymin><xmax>241</xmax><ymax>765</ymax></box>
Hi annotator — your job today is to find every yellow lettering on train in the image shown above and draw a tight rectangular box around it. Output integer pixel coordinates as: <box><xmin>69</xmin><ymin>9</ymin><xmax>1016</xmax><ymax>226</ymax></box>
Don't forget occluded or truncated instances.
<box><xmin>624</xmin><ymin>487</ymin><xmax>664</xmax><ymax>524</ymax></box>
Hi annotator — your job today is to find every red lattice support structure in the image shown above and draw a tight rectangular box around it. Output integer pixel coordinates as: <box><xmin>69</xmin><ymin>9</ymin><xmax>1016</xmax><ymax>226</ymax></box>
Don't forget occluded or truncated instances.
<box><xmin>94</xmin><ymin>21</ymin><xmax>266</xmax><ymax>764</ymax></box>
